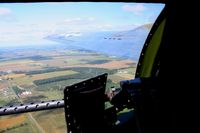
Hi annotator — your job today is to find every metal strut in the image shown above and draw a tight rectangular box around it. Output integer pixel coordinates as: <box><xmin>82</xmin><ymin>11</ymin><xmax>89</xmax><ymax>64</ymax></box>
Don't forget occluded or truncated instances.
<box><xmin>0</xmin><ymin>99</ymin><xmax>64</xmax><ymax>116</ymax></box>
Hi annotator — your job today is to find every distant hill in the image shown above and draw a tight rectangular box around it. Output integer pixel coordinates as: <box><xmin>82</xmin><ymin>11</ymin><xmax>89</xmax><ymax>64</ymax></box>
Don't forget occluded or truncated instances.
<box><xmin>142</xmin><ymin>23</ymin><xmax>153</xmax><ymax>30</ymax></box>
<box><xmin>111</xmin><ymin>24</ymin><xmax>152</xmax><ymax>38</ymax></box>
<box><xmin>45</xmin><ymin>24</ymin><xmax>152</xmax><ymax>60</ymax></box>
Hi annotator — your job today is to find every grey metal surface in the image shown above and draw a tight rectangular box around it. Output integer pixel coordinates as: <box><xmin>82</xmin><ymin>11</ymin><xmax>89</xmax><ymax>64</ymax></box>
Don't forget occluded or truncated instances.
<box><xmin>0</xmin><ymin>99</ymin><xmax>64</xmax><ymax>116</ymax></box>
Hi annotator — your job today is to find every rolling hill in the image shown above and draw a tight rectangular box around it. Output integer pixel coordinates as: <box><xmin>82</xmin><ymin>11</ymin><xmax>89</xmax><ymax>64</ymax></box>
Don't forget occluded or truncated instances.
<box><xmin>45</xmin><ymin>24</ymin><xmax>152</xmax><ymax>60</ymax></box>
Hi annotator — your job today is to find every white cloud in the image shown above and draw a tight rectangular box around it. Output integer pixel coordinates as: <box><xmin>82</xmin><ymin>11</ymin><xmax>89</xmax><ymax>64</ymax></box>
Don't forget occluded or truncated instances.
<box><xmin>122</xmin><ymin>4</ymin><xmax>145</xmax><ymax>15</ymax></box>
<box><xmin>96</xmin><ymin>23</ymin><xmax>138</xmax><ymax>31</ymax></box>
<box><xmin>54</xmin><ymin>17</ymin><xmax>97</xmax><ymax>32</ymax></box>
<box><xmin>99</xmin><ymin>24</ymin><xmax>113</xmax><ymax>28</ymax></box>
<box><xmin>88</xmin><ymin>17</ymin><xmax>95</xmax><ymax>21</ymax></box>
<box><xmin>0</xmin><ymin>7</ymin><xmax>12</xmax><ymax>15</ymax></box>
<box><xmin>63</xmin><ymin>17</ymin><xmax>95</xmax><ymax>25</ymax></box>
<box><xmin>0</xmin><ymin>22</ymin><xmax>54</xmax><ymax>45</ymax></box>
<box><xmin>0</xmin><ymin>7</ymin><xmax>16</xmax><ymax>23</ymax></box>
<box><xmin>64</xmin><ymin>18</ymin><xmax>81</xmax><ymax>24</ymax></box>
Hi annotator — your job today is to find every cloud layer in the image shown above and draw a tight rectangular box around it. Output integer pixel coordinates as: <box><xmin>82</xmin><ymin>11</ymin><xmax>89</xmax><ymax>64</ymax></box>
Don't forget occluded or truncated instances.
<box><xmin>63</xmin><ymin>17</ymin><xmax>95</xmax><ymax>25</ymax></box>
<box><xmin>0</xmin><ymin>7</ymin><xmax>12</xmax><ymax>15</ymax></box>
<box><xmin>122</xmin><ymin>4</ymin><xmax>145</xmax><ymax>15</ymax></box>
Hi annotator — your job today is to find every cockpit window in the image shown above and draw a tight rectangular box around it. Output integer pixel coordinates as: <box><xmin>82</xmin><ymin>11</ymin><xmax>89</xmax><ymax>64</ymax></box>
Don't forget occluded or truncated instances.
<box><xmin>0</xmin><ymin>2</ymin><xmax>164</xmax><ymax>133</ymax></box>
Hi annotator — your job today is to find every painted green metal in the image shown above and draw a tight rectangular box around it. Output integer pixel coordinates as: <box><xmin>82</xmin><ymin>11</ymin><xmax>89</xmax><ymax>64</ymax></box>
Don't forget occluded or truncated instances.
<box><xmin>138</xmin><ymin>19</ymin><xmax>166</xmax><ymax>77</ymax></box>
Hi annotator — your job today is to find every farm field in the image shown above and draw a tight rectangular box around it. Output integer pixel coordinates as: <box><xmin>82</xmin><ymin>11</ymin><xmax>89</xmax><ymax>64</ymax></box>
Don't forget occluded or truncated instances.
<box><xmin>0</xmin><ymin>48</ymin><xmax>137</xmax><ymax>133</ymax></box>
<box><xmin>0</xmin><ymin>114</ymin><xmax>40</xmax><ymax>133</ymax></box>
<box><xmin>31</xmin><ymin>70</ymin><xmax>78</xmax><ymax>80</ymax></box>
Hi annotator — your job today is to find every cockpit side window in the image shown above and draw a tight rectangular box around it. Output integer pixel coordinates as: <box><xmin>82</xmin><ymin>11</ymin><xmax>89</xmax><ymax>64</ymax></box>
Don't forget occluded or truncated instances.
<box><xmin>0</xmin><ymin>2</ymin><xmax>164</xmax><ymax>133</ymax></box>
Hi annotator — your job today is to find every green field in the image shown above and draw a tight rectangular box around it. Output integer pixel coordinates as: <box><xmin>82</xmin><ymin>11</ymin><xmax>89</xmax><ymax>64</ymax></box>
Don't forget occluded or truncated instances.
<box><xmin>31</xmin><ymin>70</ymin><xmax>78</xmax><ymax>80</ymax></box>
<box><xmin>0</xmin><ymin>49</ymin><xmax>136</xmax><ymax>133</ymax></box>
<box><xmin>11</xmin><ymin>77</ymin><xmax>33</xmax><ymax>86</ymax></box>
<box><xmin>0</xmin><ymin>60</ymin><xmax>34</xmax><ymax>66</ymax></box>
<box><xmin>32</xmin><ymin>109</ymin><xmax>67</xmax><ymax>133</ymax></box>
<box><xmin>0</xmin><ymin>114</ymin><xmax>40</xmax><ymax>133</ymax></box>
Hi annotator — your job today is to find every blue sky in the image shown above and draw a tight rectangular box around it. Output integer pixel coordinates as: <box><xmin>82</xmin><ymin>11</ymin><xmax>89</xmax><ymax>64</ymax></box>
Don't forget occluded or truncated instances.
<box><xmin>0</xmin><ymin>2</ymin><xmax>164</xmax><ymax>46</ymax></box>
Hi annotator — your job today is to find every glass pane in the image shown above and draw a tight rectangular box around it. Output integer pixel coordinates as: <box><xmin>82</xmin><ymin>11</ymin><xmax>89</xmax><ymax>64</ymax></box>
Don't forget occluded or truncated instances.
<box><xmin>0</xmin><ymin>2</ymin><xmax>164</xmax><ymax>133</ymax></box>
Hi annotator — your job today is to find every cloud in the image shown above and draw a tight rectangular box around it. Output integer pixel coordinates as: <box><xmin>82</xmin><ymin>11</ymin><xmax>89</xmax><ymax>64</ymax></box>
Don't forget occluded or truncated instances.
<box><xmin>63</xmin><ymin>17</ymin><xmax>95</xmax><ymax>25</ymax></box>
<box><xmin>64</xmin><ymin>18</ymin><xmax>82</xmax><ymax>24</ymax></box>
<box><xmin>97</xmin><ymin>24</ymin><xmax>113</xmax><ymax>29</ymax></box>
<box><xmin>96</xmin><ymin>23</ymin><xmax>138</xmax><ymax>31</ymax></box>
<box><xmin>0</xmin><ymin>7</ymin><xmax>16</xmax><ymax>22</ymax></box>
<box><xmin>122</xmin><ymin>4</ymin><xmax>145</xmax><ymax>15</ymax></box>
<box><xmin>0</xmin><ymin>7</ymin><xmax>12</xmax><ymax>15</ymax></box>
<box><xmin>88</xmin><ymin>17</ymin><xmax>95</xmax><ymax>21</ymax></box>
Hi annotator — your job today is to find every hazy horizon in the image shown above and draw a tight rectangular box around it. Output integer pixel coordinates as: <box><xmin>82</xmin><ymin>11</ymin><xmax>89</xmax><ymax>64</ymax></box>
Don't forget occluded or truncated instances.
<box><xmin>0</xmin><ymin>2</ymin><xmax>164</xmax><ymax>46</ymax></box>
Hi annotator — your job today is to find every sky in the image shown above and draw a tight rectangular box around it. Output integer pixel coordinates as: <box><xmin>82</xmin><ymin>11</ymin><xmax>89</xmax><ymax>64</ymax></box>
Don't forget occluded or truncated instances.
<box><xmin>0</xmin><ymin>2</ymin><xmax>164</xmax><ymax>46</ymax></box>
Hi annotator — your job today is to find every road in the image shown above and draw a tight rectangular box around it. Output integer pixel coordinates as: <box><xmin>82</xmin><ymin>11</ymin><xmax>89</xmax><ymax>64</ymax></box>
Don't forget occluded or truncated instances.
<box><xmin>8</xmin><ymin>82</ymin><xmax>46</xmax><ymax>133</ymax></box>
<box><xmin>28</xmin><ymin>113</ymin><xmax>45</xmax><ymax>133</ymax></box>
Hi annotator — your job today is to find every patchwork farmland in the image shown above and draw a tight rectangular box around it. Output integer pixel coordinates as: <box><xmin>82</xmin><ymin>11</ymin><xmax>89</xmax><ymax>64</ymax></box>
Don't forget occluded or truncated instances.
<box><xmin>0</xmin><ymin>48</ymin><xmax>136</xmax><ymax>133</ymax></box>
